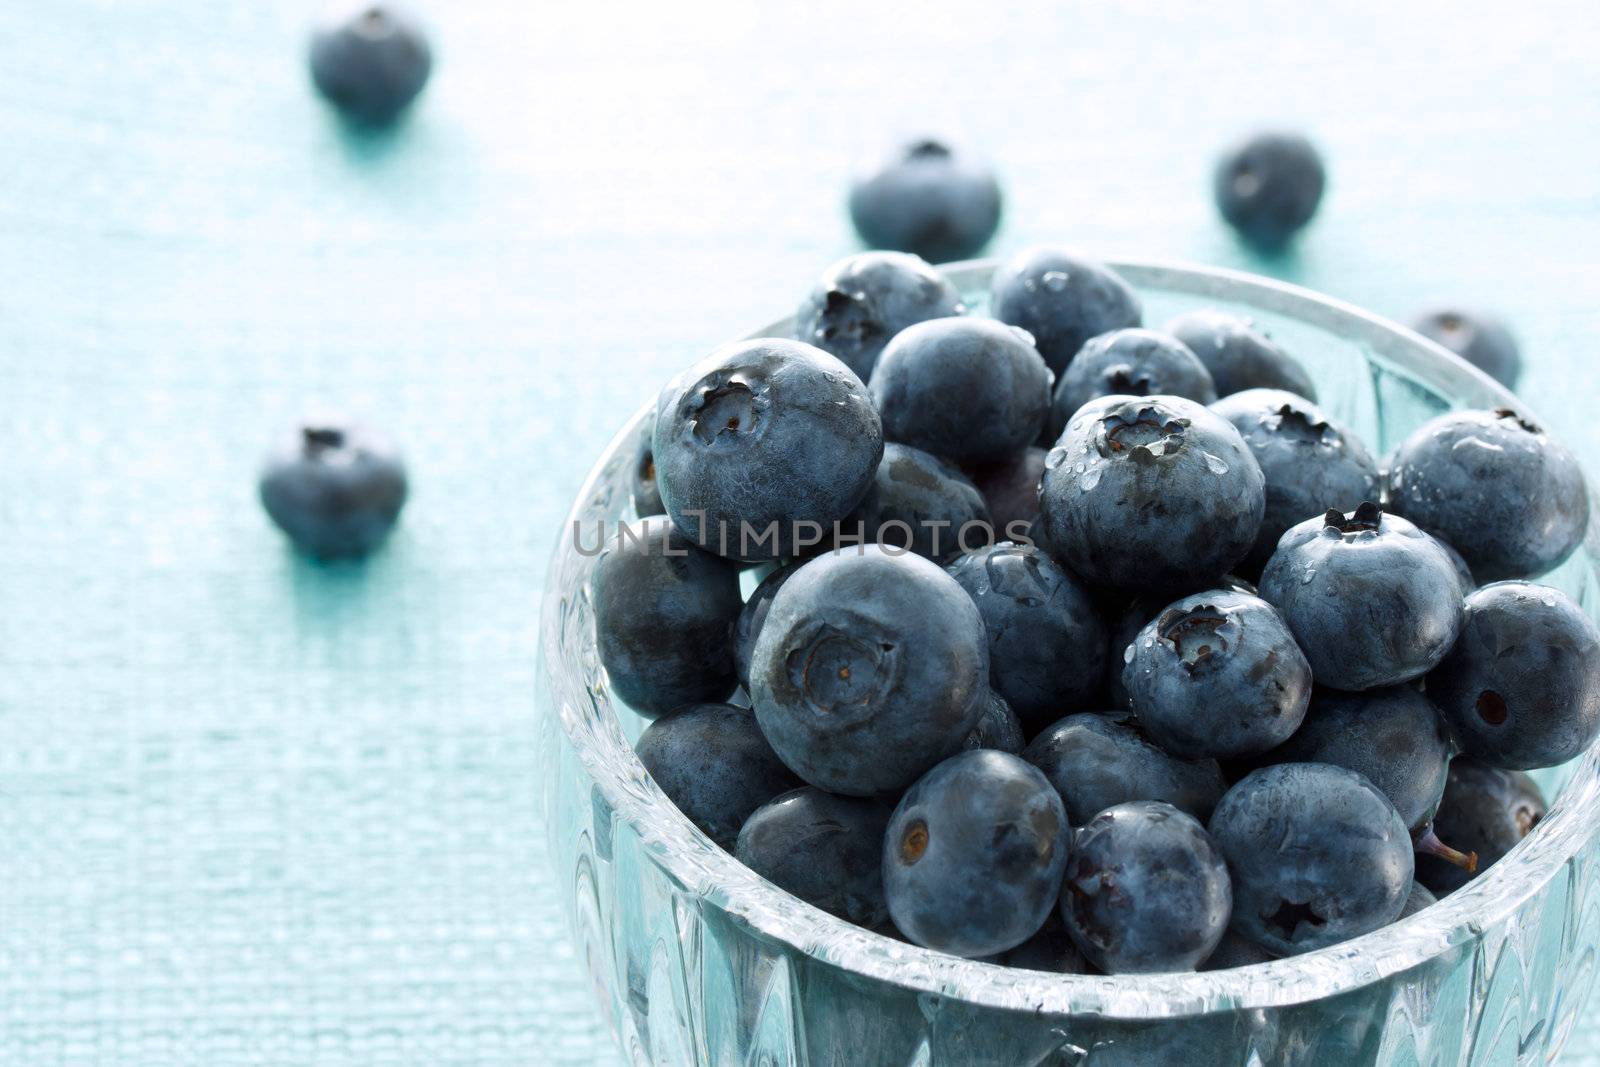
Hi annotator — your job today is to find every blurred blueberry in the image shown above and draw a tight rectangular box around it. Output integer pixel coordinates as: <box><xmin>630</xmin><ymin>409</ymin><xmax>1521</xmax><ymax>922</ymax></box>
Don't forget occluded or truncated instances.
<box><xmin>1410</xmin><ymin>308</ymin><xmax>1521</xmax><ymax>388</ymax></box>
<box><xmin>1049</xmin><ymin>328</ymin><xmax>1216</xmax><ymax>441</ymax></box>
<box><xmin>1165</xmin><ymin>310</ymin><xmax>1317</xmax><ymax>400</ymax></box>
<box><xmin>259</xmin><ymin>420</ymin><xmax>408</xmax><ymax>559</ymax></box>
<box><xmin>1213</xmin><ymin>131</ymin><xmax>1325</xmax><ymax>251</ymax></box>
<box><xmin>849</xmin><ymin>138</ymin><xmax>1002</xmax><ymax>263</ymax></box>
<box><xmin>309</xmin><ymin>4</ymin><xmax>433</xmax><ymax>126</ymax></box>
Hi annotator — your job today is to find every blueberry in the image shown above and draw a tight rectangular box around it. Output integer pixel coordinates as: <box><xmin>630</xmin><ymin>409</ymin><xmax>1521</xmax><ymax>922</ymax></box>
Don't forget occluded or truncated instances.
<box><xmin>1414</xmin><ymin>758</ymin><xmax>1545</xmax><ymax>896</ymax></box>
<box><xmin>965</xmin><ymin>447</ymin><xmax>1046</xmax><ymax>542</ymax></box>
<box><xmin>794</xmin><ymin>252</ymin><xmax>966</xmax><ymax>380</ymax></box>
<box><xmin>654</xmin><ymin>339</ymin><xmax>882</xmax><ymax>561</ymax></box>
<box><xmin>1209</xmin><ymin>388</ymin><xmax>1380</xmax><ymax>576</ymax></box>
<box><xmin>1213</xmin><ymin>131</ymin><xmax>1326</xmax><ymax>251</ymax></box>
<box><xmin>869</xmin><ymin>318</ymin><xmax>1053</xmax><ymax>465</ymax></box>
<box><xmin>1208</xmin><ymin>763</ymin><xmax>1413</xmax><ymax>956</ymax></box>
<box><xmin>736</xmin><ymin>786</ymin><xmax>893</xmax><ymax>927</ymax></box>
<box><xmin>308</xmin><ymin>4</ymin><xmax>432</xmax><ymax>126</ymax></box>
<box><xmin>1428</xmin><ymin>581</ymin><xmax>1600</xmax><ymax>770</ymax></box>
<box><xmin>848</xmin><ymin>138</ymin><xmax>1002</xmax><ymax>264</ymax></box>
<box><xmin>1048</xmin><ymin>328</ymin><xmax>1216</xmax><ymax>442</ymax></box>
<box><xmin>1398</xmin><ymin>881</ymin><xmax>1437</xmax><ymax>919</ymax></box>
<box><xmin>750</xmin><ymin>545</ymin><xmax>989</xmax><ymax>795</ymax></box>
<box><xmin>1023</xmin><ymin>711</ymin><xmax>1228</xmax><ymax>824</ymax></box>
<box><xmin>1258</xmin><ymin>686</ymin><xmax>1451</xmax><ymax>831</ymax></box>
<box><xmin>997</xmin><ymin>915</ymin><xmax>1091</xmax><ymax>973</ymax></box>
<box><xmin>1385</xmin><ymin>408</ymin><xmax>1589</xmax><ymax>583</ymax></box>
<box><xmin>1104</xmin><ymin>578</ymin><xmax>1264</xmax><ymax>710</ymax></box>
<box><xmin>1060</xmin><ymin>801</ymin><xmax>1231</xmax><ymax>973</ymax></box>
<box><xmin>946</xmin><ymin>542</ymin><xmax>1108</xmax><ymax>732</ymax></box>
<box><xmin>1410</xmin><ymin>308</ymin><xmax>1521</xmax><ymax>389</ymax></box>
<box><xmin>961</xmin><ymin>690</ymin><xmax>1025</xmax><ymax>754</ymax></box>
<box><xmin>634</xmin><ymin>702</ymin><xmax>800</xmax><ymax>850</ymax></box>
<box><xmin>592</xmin><ymin>519</ymin><xmax>742</xmax><ymax>716</ymax></box>
<box><xmin>883</xmin><ymin>750</ymin><xmax>1069</xmax><ymax>957</ymax></box>
<box><xmin>1201</xmin><ymin>930</ymin><xmax>1276</xmax><ymax>970</ymax></box>
<box><xmin>258</xmin><ymin>421</ymin><xmax>408</xmax><ymax>559</ymax></box>
<box><xmin>733</xmin><ymin>561</ymin><xmax>799</xmax><ymax>689</ymax></box>
<box><xmin>630</xmin><ymin>415</ymin><xmax>664</xmax><ymax>517</ymax></box>
<box><xmin>1039</xmin><ymin>395</ymin><xmax>1265</xmax><ymax>593</ymax></box>
<box><xmin>1123</xmin><ymin>589</ymin><xmax>1312</xmax><ymax>759</ymax></box>
<box><xmin>990</xmin><ymin>248</ymin><xmax>1142</xmax><ymax>376</ymax></box>
<box><xmin>843</xmin><ymin>444</ymin><xmax>991</xmax><ymax>563</ymax></box>
<box><xmin>1258</xmin><ymin>503</ymin><xmax>1464</xmax><ymax>690</ymax></box>
<box><xmin>1164</xmin><ymin>310</ymin><xmax>1317</xmax><ymax>400</ymax></box>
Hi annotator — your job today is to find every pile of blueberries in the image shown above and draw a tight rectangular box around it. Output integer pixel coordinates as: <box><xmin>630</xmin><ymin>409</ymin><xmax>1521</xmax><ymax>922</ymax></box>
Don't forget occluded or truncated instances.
<box><xmin>594</xmin><ymin>246</ymin><xmax>1600</xmax><ymax>974</ymax></box>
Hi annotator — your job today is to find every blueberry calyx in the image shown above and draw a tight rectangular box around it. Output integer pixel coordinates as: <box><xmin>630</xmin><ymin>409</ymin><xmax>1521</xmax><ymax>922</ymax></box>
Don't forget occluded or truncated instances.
<box><xmin>905</xmin><ymin>139</ymin><xmax>953</xmax><ymax>161</ymax></box>
<box><xmin>1266</xmin><ymin>899</ymin><xmax>1324</xmax><ymax>939</ymax></box>
<box><xmin>785</xmin><ymin>625</ymin><xmax>893</xmax><ymax>718</ymax></box>
<box><xmin>690</xmin><ymin>379</ymin><xmax>762</xmax><ymax>444</ymax></box>
<box><xmin>302</xmin><ymin>426</ymin><xmax>346</xmax><ymax>453</ymax></box>
<box><xmin>1098</xmin><ymin>406</ymin><xmax>1188</xmax><ymax>460</ymax></box>
<box><xmin>1493</xmin><ymin>408</ymin><xmax>1542</xmax><ymax>436</ymax></box>
<box><xmin>1105</xmin><ymin>364</ymin><xmax>1154</xmax><ymax>395</ymax></box>
<box><xmin>1156</xmin><ymin>604</ymin><xmax>1237</xmax><ymax>671</ymax></box>
<box><xmin>1476</xmin><ymin>689</ymin><xmax>1509</xmax><ymax>725</ymax></box>
<box><xmin>899</xmin><ymin>819</ymin><xmax>929</xmax><ymax>865</ymax></box>
<box><xmin>1323</xmin><ymin>500</ymin><xmax>1383</xmax><ymax>536</ymax></box>
<box><xmin>1270</xmin><ymin>403</ymin><xmax>1332</xmax><ymax>443</ymax></box>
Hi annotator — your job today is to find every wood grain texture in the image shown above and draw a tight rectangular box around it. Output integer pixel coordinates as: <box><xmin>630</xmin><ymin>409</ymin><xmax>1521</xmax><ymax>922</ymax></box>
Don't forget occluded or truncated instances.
<box><xmin>0</xmin><ymin>1</ymin><xmax>1597</xmax><ymax>1063</ymax></box>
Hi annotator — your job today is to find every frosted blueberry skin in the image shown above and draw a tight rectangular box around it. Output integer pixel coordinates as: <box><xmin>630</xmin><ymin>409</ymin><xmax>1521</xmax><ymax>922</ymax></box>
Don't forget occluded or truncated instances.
<box><xmin>1208</xmin><ymin>763</ymin><xmax>1414</xmax><ymax>956</ymax></box>
<box><xmin>1385</xmin><ymin>408</ymin><xmax>1589</xmax><ymax>583</ymax></box>
<box><xmin>990</xmin><ymin>247</ymin><xmax>1143</xmax><ymax>376</ymax></box>
<box><xmin>1415</xmin><ymin>758</ymin><xmax>1546</xmax><ymax>896</ymax></box>
<box><xmin>630</xmin><ymin>415</ymin><xmax>664</xmax><ymax>517</ymax></box>
<box><xmin>1023</xmin><ymin>711</ymin><xmax>1228</xmax><ymax>825</ymax></box>
<box><xmin>1123</xmin><ymin>589</ymin><xmax>1312</xmax><ymax>760</ymax></box>
<box><xmin>848</xmin><ymin>138</ymin><xmax>1002</xmax><ymax>264</ymax></box>
<box><xmin>1257</xmin><ymin>686</ymin><xmax>1451</xmax><ymax>832</ymax></box>
<box><xmin>1039</xmin><ymin>394</ymin><xmax>1266</xmax><ymax>594</ymax></box>
<box><xmin>1048</xmin><ymin>328</ymin><xmax>1217</xmax><ymax>442</ymax></box>
<box><xmin>1165</xmin><ymin>309</ymin><xmax>1317</xmax><ymax>400</ymax></box>
<box><xmin>882</xmin><ymin>750</ymin><xmax>1069</xmax><ymax>958</ymax></box>
<box><xmin>1212</xmin><ymin>131</ymin><xmax>1326</xmax><ymax>251</ymax></box>
<box><xmin>1410</xmin><ymin>308</ymin><xmax>1521</xmax><ymax>389</ymax></box>
<box><xmin>635</xmin><ymin>703</ymin><xmax>800</xmax><ymax>851</ymax></box>
<box><xmin>841</xmin><ymin>444</ymin><xmax>991</xmax><ymax>564</ymax></box>
<box><xmin>1201</xmin><ymin>930</ymin><xmax>1277</xmax><ymax>971</ymax></box>
<box><xmin>258</xmin><ymin>421</ymin><xmax>408</xmax><ymax>559</ymax></box>
<box><xmin>965</xmin><ymin>447</ymin><xmax>1046</xmax><ymax>541</ymax></box>
<box><xmin>946</xmin><ymin>543</ymin><xmax>1108</xmax><ymax>733</ymax></box>
<box><xmin>653</xmin><ymin>338</ymin><xmax>882</xmax><ymax>562</ymax></box>
<box><xmin>736</xmin><ymin>787</ymin><xmax>893</xmax><ymax>927</ymax></box>
<box><xmin>733</xmin><ymin>562</ymin><xmax>800</xmax><ymax>690</ymax></box>
<box><xmin>308</xmin><ymin>4</ymin><xmax>433</xmax><ymax>126</ymax></box>
<box><xmin>960</xmin><ymin>690</ymin><xmax>1025</xmax><ymax>754</ymax></box>
<box><xmin>1259</xmin><ymin>503</ymin><xmax>1465</xmax><ymax>691</ymax></box>
<box><xmin>997</xmin><ymin>915</ymin><xmax>1091</xmax><ymax>973</ymax></box>
<box><xmin>1428</xmin><ymin>582</ymin><xmax>1600</xmax><ymax>770</ymax></box>
<box><xmin>1060</xmin><ymin>801</ymin><xmax>1232</xmax><ymax>974</ymax></box>
<box><xmin>870</xmin><ymin>317</ymin><xmax>1053</xmax><ymax>465</ymax></box>
<box><xmin>750</xmin><ymin>546</ymin><xmax>989</xmax><ymax>796</ymax></box>
<box><xmin>793</xmin><ymin>252</ymin><xmax>966</xmax><ymax>380</ymax></box>
<box><xmin>1209</xmin><ymin>388</ymin><xmax>1381</xmax><ymax>577</ymax></box>
<box><xmin>592</xmin><ymin>519</ymin><xmax>742</xmax><ymax>717</ymax></box>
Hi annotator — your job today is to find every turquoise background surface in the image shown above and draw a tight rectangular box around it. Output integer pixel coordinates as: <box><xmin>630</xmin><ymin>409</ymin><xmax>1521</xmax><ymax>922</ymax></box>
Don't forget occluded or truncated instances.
<box><xmin>2</xmin><ymin>1</ymin><xmax>1599</xmax><ymax>1063</ymax></box>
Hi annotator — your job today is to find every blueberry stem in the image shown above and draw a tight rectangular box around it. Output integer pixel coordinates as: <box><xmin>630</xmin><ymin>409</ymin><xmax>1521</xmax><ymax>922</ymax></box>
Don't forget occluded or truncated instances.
<box><xmin>1415</xmin><ymin>824</ymin><xmax>1479</xmax><ymax>874</ymax></box>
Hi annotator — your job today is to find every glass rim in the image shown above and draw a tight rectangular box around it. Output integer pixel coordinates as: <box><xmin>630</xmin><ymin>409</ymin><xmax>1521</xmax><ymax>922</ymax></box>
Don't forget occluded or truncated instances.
<box><xmin>545</xmin><ymin>254</ymin><xmax>1600</xmax><ymax>1019</ymax></box>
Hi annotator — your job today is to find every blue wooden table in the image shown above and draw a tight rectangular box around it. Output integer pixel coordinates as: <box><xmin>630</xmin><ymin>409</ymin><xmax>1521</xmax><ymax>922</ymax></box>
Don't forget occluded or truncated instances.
<box><xmin>2</xmin><ymin>2</ymin><xmax>1598</xmax><ymax>1063</ymax></box>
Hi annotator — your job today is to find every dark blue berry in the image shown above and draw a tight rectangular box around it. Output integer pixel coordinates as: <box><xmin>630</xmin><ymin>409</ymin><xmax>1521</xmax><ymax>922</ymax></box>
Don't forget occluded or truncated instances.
<box><xmin>1209</xmin><ymin>388</ymin><xmax>1380</xmax><ymax>576</ymax></box>
<box><xmin>1386</xmin><ymin>408</ymin><xmax>1589</xmax><ymax>583</ymax></box>
<box><xmin>1415</xmin><ymin>758</ymin><xmax>1545</xmax><ymax>895</ymax></box>
<box><xmin>259</xmin><ymin>421</ymin><xmax>408</xmax><ymax>559</ymax></box>
<box><xmin>1201</xmin><ymin>930</ymin><xmax>1277</xmax><ymax>970</ymax></box>
<box><xmin>946</xmin><ymin>542</ymin><xmax>1108</xmax><ymax>732</ymax></box>
<box><xmin>1164</xmin><ymin>310</ymin><xmax>1317</xmax><ymax>400</ymax></box>
<box><xmin>870</xmin><ymin>318</ymin><xmax>1053</xmax><ymax>464</ymax></box>
<box><xmin>654</xmin><ymin>339</ymin><xmax>882</xmax><ymax>561</ymax></box>
<box><xmin>1259</xmin><ymin>503</ymin><xmax>1464</xmax><ymax>690</ymax></box>
<box><xmin>965</xmin><ymin>447</ymin><xmax>1046</xmax><ymax>542</ymax></box>
<box><xmin>1213</xmin><ymin>131</ymin><xmax>1326</xmax><ymax>251</ymax></box>
<box><xmin>961</xmin><ymin>690</ymin><xmax>1025</xmax><ymax>753</ymax></box>
<box><xmin>1048</xmin><ymin>328</ymin><xmax>1216</xmax><ymax>442</ymax></box>
<box><xmin>1208</xmin><ymin>763</ymin><xmax>1413</xmax><ymax>956</ymax></box>
<box><xmin>1039</xmin><ymin>395</ymin><xmax>1265</xmax><ymax>593</ymax></box>
<box><xmin>843</xmin><ymin>444</ymin><xmax>991</xmax><ymax>564</ymax></box>
<box><xmin>750</xmin><ymin>545</ymin><xmax>989</xmax><ymax>795</ymax></box>
<box><xmin>592</xmin><ymin>519</ymin><xmax>742</xmax><ymax>716</ymax></box>
<box><xmin>635</xmin><ymin>702</ymin><xmax>800</xmax><ymax>850</ymax></box>
<box><xmin>848</xmin><ymin>138</ymin><xmax>1002</xmax><ymax>264</ymax></box>
<box><xmin>1398</xmin><ymin>881</ymin><xmax>1437</xmax><ymax>919</ymax></box>
<box><xmin>308</xmin><ymin>4</ymin><xmax>432</xmax><ymax>126</ymax></box>
<box><xmin>1023</xmin><ymin>711</ymin><xmax>1228</xmax><ymax>825</ymax></box>
<box><xmin>733</xmin><ymin>562</ymin><xmax>799</xmax><ymax>690</ymax></box>
<box><xmin>1428</xmin><ymin>581</ymin><xmax>1600</xmax><ymax>770</ymax></box>
<box><xmin>1410</xmin><ymin>309</ymin><xmax>1521</xmax><ymax>389</ymax></box>
<box><xmin>883</xmin><ymin>750</ymin><xmax>1068</xmax><ymax>957</ymax></box>
<box><xmin>630</xmin><ymin>415</ymin><xmax>664</xmax><ymax>517</ymax></box>
<box><xmin>990</xmin><ymin>248</ymin><xmax>1142</xmax><ymax>376</ymax></box>
<box><xmin>997</xmin><ymin>915</ymin><xmax>1091</xmax><ymax>973</ymax></box>
<box><xmin>794</xmin><ymin>252</ymin><xmax>965</xmax><ymax>380</ymax></box>
<box><xmin>736</xmin><ymin>787</ymin><xmax>893</xmax><ymax>927</ymax></box>
<box><xmin>1123</xmin><ymin>589</ymin><xmax>1312</xmax><ymax>759</ymax></box>
<box><xmin>1060</xmin><ymin>801</ymin><xmax>1231</xmax><ymax>973</ymax></box>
